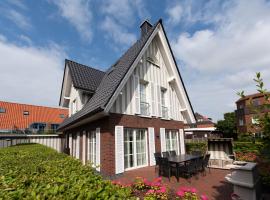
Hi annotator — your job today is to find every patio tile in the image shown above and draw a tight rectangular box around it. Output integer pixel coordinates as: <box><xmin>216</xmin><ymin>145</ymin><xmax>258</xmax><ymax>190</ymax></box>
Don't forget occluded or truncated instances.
<box><xmin>113</xmin><ymin>166</ymin><xmax>233</xmax><ymax>200</ymax></box>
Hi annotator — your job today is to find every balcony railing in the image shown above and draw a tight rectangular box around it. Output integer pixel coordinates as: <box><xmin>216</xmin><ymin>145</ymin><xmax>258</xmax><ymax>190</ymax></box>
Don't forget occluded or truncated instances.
<box><xmin>162</xmin><ymin>106</ymin><xmax>168</xmax><ymax>119</ymax></box>
<box><xmin>140</xmin><ymin>101</ymin><xmax>150</xmax><ymax>116</ymax></box>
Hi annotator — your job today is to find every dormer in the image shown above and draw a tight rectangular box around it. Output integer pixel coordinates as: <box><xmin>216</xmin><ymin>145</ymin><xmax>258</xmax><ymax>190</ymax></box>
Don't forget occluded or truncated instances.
<box><xmin>59</xmin><ymin>59</ymin><xmax>105</xmax><ymax>116</ymax></box>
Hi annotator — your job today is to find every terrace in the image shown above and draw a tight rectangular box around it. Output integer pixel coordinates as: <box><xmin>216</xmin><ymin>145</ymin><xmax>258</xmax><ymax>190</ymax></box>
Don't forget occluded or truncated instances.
<box><xmin>113</xmin><ymin>166</ymin><xmax>232</xmax><ymax>200</ymax></box>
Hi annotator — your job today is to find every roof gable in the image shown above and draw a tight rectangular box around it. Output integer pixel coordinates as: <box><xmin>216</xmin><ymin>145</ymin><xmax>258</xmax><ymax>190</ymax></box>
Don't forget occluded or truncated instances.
<box><xmin>58</xmin><ymin>19</ymin><xmax>196</xmax><ymax>130</ymax></box>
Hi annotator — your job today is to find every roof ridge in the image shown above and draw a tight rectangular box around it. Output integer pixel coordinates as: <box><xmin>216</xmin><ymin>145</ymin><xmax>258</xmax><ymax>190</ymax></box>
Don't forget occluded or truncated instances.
<box><xmin>65</xmin><ymin>59</ymin><xmax>105</xmax><ymax>74</ymax></box>
<box><xmin>0</xmin><ymin>100</ymin><xmax>68</xmax><ymax>110</ymax></box>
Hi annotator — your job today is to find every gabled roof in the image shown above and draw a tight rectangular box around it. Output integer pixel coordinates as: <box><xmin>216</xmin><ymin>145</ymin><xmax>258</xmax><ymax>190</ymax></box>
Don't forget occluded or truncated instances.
<box><xmin>236</xmin><ymin>92</ymin><xmax>270</xmax><ymax>103</ymax></box>
<box><xmin>0</xmin><ymin>101</ymin><xmax>68</xmax><ymax>130</ymax></box>
<box><xmin>66</xmin><ymin>59</ymin><xmax>105</xmax><ymax>92</ymax></box>
<box><xmin>58</xmin><ymin>19</ymin><xmax>195</xmax><ymax>131</ymax></box>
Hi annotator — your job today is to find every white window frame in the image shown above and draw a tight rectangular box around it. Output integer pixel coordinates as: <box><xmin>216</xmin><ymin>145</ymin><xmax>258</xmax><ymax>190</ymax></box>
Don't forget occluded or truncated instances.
<box><xmin>124</xmin><ymin>128</ymin><xmax>148</xmax><ymax>171</ymax></box>
<box><xmin>72</xmin><ymin>99</ymin><xmax>77</xmax><ymax>114</ymax></box>
<box><xmin>88</xmin><ymin>130</ymin><xmax>96</xmax><ymax>166</ymax></box>
<box><xmin>239</xmin><ymin>118</ymin><xmax>244</xmax><ymax>126</ymax></box>
<box><xmin>165</xmin><ymin>130</ymin><xmax>179</xmax><ymax>154</ymax></box>
<box><xmin>139</xmin><ymin>82</ymin><xmax>150</xmax><ymax>116</ymax></box>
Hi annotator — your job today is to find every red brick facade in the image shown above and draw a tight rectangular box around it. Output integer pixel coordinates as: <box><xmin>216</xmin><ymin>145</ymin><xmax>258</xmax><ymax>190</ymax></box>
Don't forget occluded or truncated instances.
<box><xmin>64</xmin><ymin>113</ymin><xmax>184</xmax><ymax>176</ymax></box>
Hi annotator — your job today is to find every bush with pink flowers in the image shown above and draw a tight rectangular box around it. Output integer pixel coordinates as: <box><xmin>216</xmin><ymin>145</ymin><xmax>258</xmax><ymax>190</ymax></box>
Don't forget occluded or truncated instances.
<box><xmin>112</xmin><ymin>177</ymin><xmax>208</xmax><ymax>200</ymax></box>
<box><xmin>176</xmin><ymin>187</ymin><xmax>208</xmax><ymax>200</ymax></box>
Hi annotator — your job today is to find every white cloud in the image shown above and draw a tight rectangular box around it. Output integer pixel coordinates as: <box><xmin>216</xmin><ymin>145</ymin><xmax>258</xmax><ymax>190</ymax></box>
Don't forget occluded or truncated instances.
<box><xmin>171</xmin><ymin>0</ymin><xmax>270</xmax><ymax>120</ymax></box>
<box><xmin>0</xmin><ymin>38</ymin><xmax>66</xmax><ymax>107</ymax></box>
<box><xmin>7</xmin><ymin>0</ymin><xmax>28</xmax><ymax>10</ymax></box>
<box><xmin>51</xmin><ymin>0</ymin><xmax>92</xmax><ymax>41</ymax></box>
<box><xmin>101</xmin><ymin>17</ymin><xmax>136</xmax><ymax>47</ymax></box>
<box><xmin>166</xmin><ymin>4</ymin><xmax>183</xmax><ymax>25</ymax></box>
<box><xmin>100</xmin><ymin>0</ymin><xmax>149</xmax><ymax>49</ymax></box>
<box><xmin>6</xmin><ymin>9</ymin><xmax>31</xmax><ymax>30</ymax></box>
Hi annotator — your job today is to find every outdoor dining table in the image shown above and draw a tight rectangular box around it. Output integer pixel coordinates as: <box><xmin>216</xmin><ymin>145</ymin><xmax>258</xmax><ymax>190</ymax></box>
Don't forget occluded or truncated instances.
<box><xmin>167</xmin><ymin>154</ymin><xmax>202</xmax><ymax>182</ymax></box>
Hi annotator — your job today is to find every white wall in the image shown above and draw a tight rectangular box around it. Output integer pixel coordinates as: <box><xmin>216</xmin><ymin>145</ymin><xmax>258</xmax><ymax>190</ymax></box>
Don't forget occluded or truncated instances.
<box><xmin>110</xmin><ymin>37</ymin><xmax>185</xmax><ymax>122</ymax></box>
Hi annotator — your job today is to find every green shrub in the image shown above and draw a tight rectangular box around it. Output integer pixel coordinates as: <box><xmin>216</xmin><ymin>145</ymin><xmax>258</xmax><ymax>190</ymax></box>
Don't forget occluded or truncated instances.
<box><xmin>0</xmin><ymin>144</ymin><xmax>133</xmax><ymax>200</ymax></box>
<box><xmin>233</xmin><ymin>142</ymin><xmax>264</xmax><ymax>154</ymax></box>
<box><xmin>185</xmin><ymin>142</ymin><xmax>207</xmax><ymax>154</ymax></box>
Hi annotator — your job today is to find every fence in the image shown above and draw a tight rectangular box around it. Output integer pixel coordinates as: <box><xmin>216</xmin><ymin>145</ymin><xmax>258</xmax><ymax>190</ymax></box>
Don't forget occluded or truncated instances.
<box><xmin>0</xmin><ymin>134</ymin><xmax>64</xmax><ymax>152</ymax></box>
<box><xmin>185</xmin><ymin>138</ymin><xmax>208</xmax><ymax>143</ymax></box>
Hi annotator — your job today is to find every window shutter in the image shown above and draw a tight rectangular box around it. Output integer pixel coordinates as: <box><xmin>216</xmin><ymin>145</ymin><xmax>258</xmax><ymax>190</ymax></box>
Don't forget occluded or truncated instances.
<box><xmin>160</xmin><ymin>128</ymin><xmax>166</xmax><ymax>153</ymax></box>
<box><xmin>96</xmin><ymin>128</ymin><xmax>101</xmax><ymax>171</ymax></box>
<box><xmin>148</xmin><ymin>127</ymin><xmax>156</xmax><ymax>166</ymax></box>
<box><xmin>69</xmin><ymin>134</ymin><xmax>72</xmax><ymax>156</ymax></box>
<box><xmin>157</xmin><ymin>85</ymin><xmax>161</xmax><ymax>117</ymax></box>
<box><xmin>179</xmin><ymin>129</ymin><xmax>185</xmax><ymax>154</ymax></box>
<box><xmin>76</xmin><ymin>133</ymin><xmax>80</xmax><ymax>159</ymax></box>
<box><xmin>176</xmin><ymin>131</ymin><xmax>180</xmax><ymax>155</ymax></box>
<box><xmin>150</xmin><ymin>82</ymin><xmax>156</xmax><ymax>116</ymax></box>
<box><xmin>168</xmin><ymin>87</ymin><xmax>173</xmax><ymax>119</ymax></box>
<box><xmin>82</xmin><ymin>132</ymin><xmax>86</xmax><ymax>164</ymax></box>
<box><xmin>134</xmin><ymin>75</ymin><xmax>140</xmax><ymax>114</ymax></box>
<box><xmin>115</xmin><ymin>126</ymin><xmax>124</xmax><ymax>174</ymax></box>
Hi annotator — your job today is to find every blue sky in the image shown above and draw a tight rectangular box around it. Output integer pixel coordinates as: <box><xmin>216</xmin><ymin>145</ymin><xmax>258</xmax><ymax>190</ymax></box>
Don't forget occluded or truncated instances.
<box><xmin>1</xmin><ymin>0</ymin><xmax>270</xmax><ymax>121</ymax></box>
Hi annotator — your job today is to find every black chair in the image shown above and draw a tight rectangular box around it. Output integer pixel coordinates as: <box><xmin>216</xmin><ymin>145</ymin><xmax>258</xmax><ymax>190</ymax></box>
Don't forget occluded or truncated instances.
<box><xmin>195</xmin><ymin>156</ymin><xmax>204</xmax><ymax>172</ymax></box>
<box><xmin>178</xmin><ymin>159</ymin><xmax>197</xmax><ymax>179</ymax></box>
<box><xmin>162</xmin><ymin>151</ymin><xmax>169</xmax><ymax>158</ymax></box>
<box><xmin>202</xmin><ymin>154</ymin><xmax>211</xmax><ymax>173</ymax></box>
<box><xmin>158</xmin><ymin>157</ymin><xmax>178</xmax><ymax>181</ymax></box>
<box><xmin>154</xmin><ymin>152</ymin><xmax>162</xmax><ymax>172</ymax></box>
<box><xmin>169</xmin><ymin>150</ymin><xmax>176</xmax><ymax>157</ymax></box>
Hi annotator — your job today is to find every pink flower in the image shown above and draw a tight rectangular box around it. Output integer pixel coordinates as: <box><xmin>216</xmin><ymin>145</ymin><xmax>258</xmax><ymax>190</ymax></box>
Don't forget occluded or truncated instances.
<box><xmin>190</xmin><ymin>187</ymin><xmax>197</xmax><ymax>193</ymax></box>
<box><xmin>201</xmin><ymin>194</ymin><xmax>209</xmax><ymax>200</ymax></box>
<box><xmin>176</xmin><ymin>190</ymin><xmax>185</xmax><ymax>197</ymax></box>
<box><xmin>179</xmin><ymin>187</ymin><xmax>190</xmax><ymax>192</ymax></box>
<box><xmin>146</xmin><ymin>189</ymin><xmax>155</xmax><ymax>194</ymax></box>
<box><xmin>158</xmin><ymin>186</ymin><xmax>166</xmax><ymax>193</ymax></box>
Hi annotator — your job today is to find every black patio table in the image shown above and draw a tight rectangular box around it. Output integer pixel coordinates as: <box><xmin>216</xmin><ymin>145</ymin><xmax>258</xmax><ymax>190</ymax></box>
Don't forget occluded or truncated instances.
<box><xmin>167</xmin><ymin>154</ymin><xmax>202</xmax><ymax>182</ymax></box>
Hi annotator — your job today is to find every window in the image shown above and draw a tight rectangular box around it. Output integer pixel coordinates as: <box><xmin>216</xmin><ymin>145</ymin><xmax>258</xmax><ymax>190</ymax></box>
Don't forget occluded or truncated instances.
<box><xmin>30</xmin><ymin>123</ymin><xmax>46</xmax><ymax>133</ymax></box>
<box><xmin>165</xmin><ymin>130</ymin><xmax>179</xmax><ymax>153</ymax></box>
<box><xmin>88</xmin><ymin>131</ymin><xmax>96</xmax><ymax>165</ymax></box>
<box><xmin>0</xmin><ymin>107</ymin><xmax>6</xmax><ymax>113</ymax></box>
<box><xmin>161</xmin><ymin>89</ymin><xmax>168</xmax><ymax>119</ymax></box>
<box><xmin>72</xmin><ymin>99</ymin><xmax>77</xmax><ymax>114</ymax></box>
<box><xmin>252</xmin><ymin>99</ymin><xmax>260</xmax><ymax>106</ymax></box>
<box><xmin>59</xmin><ymin>114</ymin><xmax>65</xmax><ymax>118</ymax></box>
<box><xmin>51</xmin><ymin>124</ymin><xmax>59</xmax><ymax>132</ymax></box>
<box><xmin>140</xmin><ymin>82</ymin><xmax>150</xmax><ymax>116</ymax></box>
<box><xmin>239</xmin><ymin>118</ymin><xmax>244</xmax><ymax>126</ymax></box>
<box><xmin>23</xmin><ymin>111</ymin><xmax>29</xmax><ymax>115</ymax></box>
<box><xmin>124</xmin><ymin>128</ymin><xmax>147</xmax><ymax>169</ymax></box>
<box><xmin>239</xmin><ymin>104</ymin><xmax>244</xmax><ymax>109</ymax></box>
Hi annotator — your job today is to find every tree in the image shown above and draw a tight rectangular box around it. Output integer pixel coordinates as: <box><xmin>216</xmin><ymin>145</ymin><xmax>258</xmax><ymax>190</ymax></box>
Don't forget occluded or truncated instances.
<box><xmin>215</xmin><ymin>112</ymin><xmax>237</xmax><ymax>139</ymax></box>
<box><xmin>237</xmin><ymin>72</ymin><xmax>270</xmax><ymax>138</ymax></box>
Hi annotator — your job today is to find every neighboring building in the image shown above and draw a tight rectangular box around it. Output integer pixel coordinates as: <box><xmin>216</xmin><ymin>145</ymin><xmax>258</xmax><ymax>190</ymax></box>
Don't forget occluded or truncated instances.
<box><xmin>235</xmin><ymin>92</ymin><xmax>270</xmax><ymax>135</ymax></box>
<box><xmin>0</xmin><ymin>101</ymin><xmax>68</xmax><ymax>133</ymax></box>
<box><xmin>58</xmin><ymin>19</ymin><xmax>196</xmax><ymax>176</ymax></box>
<box><xmin>184</xmin><ymin>113</ymin><xmax>220</xmax><ymax>139</ymax></box>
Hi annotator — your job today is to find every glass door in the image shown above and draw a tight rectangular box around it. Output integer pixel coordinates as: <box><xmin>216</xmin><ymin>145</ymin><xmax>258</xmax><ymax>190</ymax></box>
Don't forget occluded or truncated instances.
<box><xmin>165</xmin><ymin>130</ymin><xmax>179</xmax><ymax>153</ymax></box>
<box><xmin>124</xmin><ymin>128</ymin><xmax>147</xmax><ymax>169</ymax></box>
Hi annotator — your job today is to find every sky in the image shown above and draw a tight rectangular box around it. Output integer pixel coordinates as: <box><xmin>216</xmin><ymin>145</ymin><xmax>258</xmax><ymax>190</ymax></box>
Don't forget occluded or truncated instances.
<box><xmin>1</xmin><ymin>0</ymin><xmax>270</xmax><ymax>121</ymax></box>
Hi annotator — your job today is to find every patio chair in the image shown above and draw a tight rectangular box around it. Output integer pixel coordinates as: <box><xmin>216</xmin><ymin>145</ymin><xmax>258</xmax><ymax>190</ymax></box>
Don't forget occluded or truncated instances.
<box><xmin>154</xmin><ymin>152</ymin><xmax>162</xmax><ymax>172</ymax></box>
<box><xmin>158</xmin><ymin>157</ymin><xmax>178</xmax><ymax>181</ymax></box>
<box><xmin>169</xmin><ymin>150</ymin><xmax>176</xmax><ymax>157</ymax></box>
<box><xmin>202</xmin><ymin>154</ymin><xmax>211</xmax><ymax>173</ymax></box>
<box><xmin>162</xmin><ymin>151</ymin><xmax>170</xmax><ymax>158</ymax></box>
<box><xmin>178</xmin><ymin>158</ymin><xmax>197</xmax><ymax>179</ymax></box>
<box><xmin>195</xmin><ymin>156</ymin><xmax>204</xmax><ymax>172</ymax></box>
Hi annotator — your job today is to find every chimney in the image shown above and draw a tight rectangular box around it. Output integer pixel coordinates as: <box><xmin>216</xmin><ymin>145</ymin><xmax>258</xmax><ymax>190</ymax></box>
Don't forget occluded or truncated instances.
<box><xmin>140</xmin><ymin>20</ymin><xmax>153</xmax><ymax>37</ymax></box>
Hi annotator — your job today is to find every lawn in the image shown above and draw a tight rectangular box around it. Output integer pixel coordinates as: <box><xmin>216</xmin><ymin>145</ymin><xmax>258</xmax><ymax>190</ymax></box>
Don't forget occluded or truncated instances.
<box><xmin>0</xmin><ymin>144</ymin><xmax>132</xmax><ymax>200</ymax></box>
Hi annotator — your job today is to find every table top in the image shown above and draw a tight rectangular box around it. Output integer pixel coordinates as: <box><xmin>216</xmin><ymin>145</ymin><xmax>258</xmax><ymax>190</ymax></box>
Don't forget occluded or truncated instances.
<box><xmin>167</xmin><ymin>154</ymin><xmax>202</xmax><ymax>163</ymax></box>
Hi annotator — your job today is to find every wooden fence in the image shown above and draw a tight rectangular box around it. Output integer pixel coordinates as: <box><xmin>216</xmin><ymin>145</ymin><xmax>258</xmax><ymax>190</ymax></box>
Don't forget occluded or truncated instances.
<box><xmin>0</xmin><ymin>134</ymin><xmax>64</xmax><ymax>152</ymax></box>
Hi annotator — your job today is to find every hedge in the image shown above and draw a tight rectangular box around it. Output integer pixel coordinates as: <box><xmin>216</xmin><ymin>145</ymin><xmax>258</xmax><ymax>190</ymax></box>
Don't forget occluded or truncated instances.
<box><xmin>185</xmin><ymin>142</ymin><xmax>207</xmax><ymax>154</ymax></box>
<box><xmin>0</xmin><ymin>144</ymin><xmax>133</xmax><ymax>200</ymax></box>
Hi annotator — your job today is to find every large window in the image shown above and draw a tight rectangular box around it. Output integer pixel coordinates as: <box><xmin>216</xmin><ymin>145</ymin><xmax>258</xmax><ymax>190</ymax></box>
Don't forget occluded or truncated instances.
<box><xmin>88</xmin><ymin>131</ymin><xmax>96</xmax><ymax>165</ymax></box>
<box><xmin>51</xmin><ymin>124</ymin><xmax>59</xmax><ymax>132</ymax></box>
<box><xmin>161</xmin><ymin>89</ymin><xmax>168</xmax><ymax>119</ymax></box>
<box><xmin>165</xmin><ymin>130</ymin><xmax>179</xmax><ymax>153</ymax></box>
<box><xmin>124</xmin><ymin>128</ymin><xmax>147</xmax><ymax>169</ymax></box>
<box><xmin>140</xmin><ymin>82</ymin><xmax>150</xmax><ymax>116</ymax></box>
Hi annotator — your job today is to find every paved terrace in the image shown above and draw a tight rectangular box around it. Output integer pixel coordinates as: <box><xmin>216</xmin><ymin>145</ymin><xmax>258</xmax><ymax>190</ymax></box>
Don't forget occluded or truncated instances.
<box><xmin>113</xmin><ymin>166</ymin><xmax>233</xmax><ymax>200</ymax></box>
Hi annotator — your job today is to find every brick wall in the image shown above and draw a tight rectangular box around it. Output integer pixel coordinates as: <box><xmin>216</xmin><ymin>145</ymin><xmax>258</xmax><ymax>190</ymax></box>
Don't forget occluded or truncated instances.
<box><xmin>64</xmin><ymin>113</ymin><xmax>184</xmax><ymax>176</ymax></box>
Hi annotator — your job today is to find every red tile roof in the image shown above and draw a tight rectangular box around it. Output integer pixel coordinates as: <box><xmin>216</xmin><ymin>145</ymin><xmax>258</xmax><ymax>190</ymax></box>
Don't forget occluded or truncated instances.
<box><xmin>0</xmin><ymin>101</ymin><xmax>68</xmax><ymax>130</ymax></box>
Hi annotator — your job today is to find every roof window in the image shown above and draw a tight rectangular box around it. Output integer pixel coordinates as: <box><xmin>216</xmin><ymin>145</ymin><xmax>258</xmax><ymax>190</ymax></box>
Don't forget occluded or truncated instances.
<box><xmin>23</xmin><ymin>111</ymin><xmax>29</xmax><ymax>115</ymax></box>
<box><xmin>59</xmin><ymin>114</ymin><xmax>65</xmax><ymax>118</ymax></box>
<box><xmin>0</xmin><ymin>107</ymin><xmax>6</xmax><ymax>113</ymax></box>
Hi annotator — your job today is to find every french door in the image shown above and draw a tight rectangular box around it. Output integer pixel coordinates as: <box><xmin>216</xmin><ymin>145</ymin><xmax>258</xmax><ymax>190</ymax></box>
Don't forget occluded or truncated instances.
<box><xmin>124</xmin><ymin>128</ymin><xmax>148</xmax><ymax>170</ymax></box>
<box><xmin>165</xmin><ymin>130</ymin><xmax>179</xmax><ymax>154</ymax></box>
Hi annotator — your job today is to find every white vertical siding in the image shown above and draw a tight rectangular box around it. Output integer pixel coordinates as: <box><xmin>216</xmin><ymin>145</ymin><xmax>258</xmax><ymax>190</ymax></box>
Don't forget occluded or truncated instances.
<box><xmin>109</xmin><ymin>38</ymin><xmax>184</xmax><ymax>121</ymax></box>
